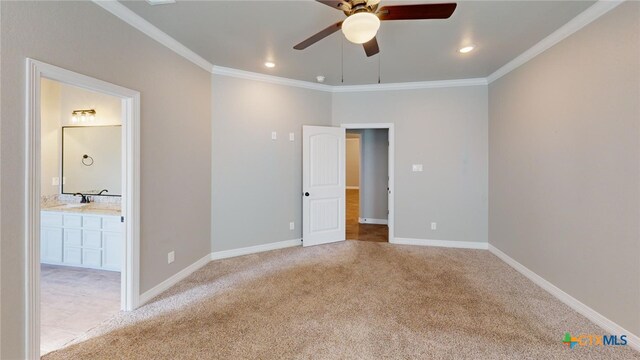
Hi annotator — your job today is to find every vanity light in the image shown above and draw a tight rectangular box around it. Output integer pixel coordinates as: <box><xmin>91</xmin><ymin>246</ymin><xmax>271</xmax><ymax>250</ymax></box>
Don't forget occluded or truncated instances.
<box><xmin>71</xmin><ymin>109</ymin><xmax>96</xmax><ymax>123</ymax></box>
<box><xmin>459</xmin><ymin>45</ymin><xmax>475</xmax><ymax>54</ymax></box>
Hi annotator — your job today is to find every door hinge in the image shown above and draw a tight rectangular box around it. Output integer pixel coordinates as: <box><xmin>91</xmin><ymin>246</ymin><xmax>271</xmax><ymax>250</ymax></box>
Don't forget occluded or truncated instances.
<box><xmin>121</xmin><ymin>216</ymin><xmax>125</xmax><ymax>223</ymax></box>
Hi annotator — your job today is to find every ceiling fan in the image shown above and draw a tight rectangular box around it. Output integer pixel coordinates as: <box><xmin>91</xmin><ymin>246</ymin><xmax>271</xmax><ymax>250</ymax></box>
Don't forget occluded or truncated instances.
<box><xmin>294</xmin><ymin>0</ymin><xmax>457</xmax><ymax>57</ymax></box>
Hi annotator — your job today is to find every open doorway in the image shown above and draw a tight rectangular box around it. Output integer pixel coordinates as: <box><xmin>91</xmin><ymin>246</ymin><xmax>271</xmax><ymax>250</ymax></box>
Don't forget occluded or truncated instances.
<box><xmin>25</xmin><ymin>59</ymin><xmax>141</xmax><ymax>359</ymax></box>
<box><xmin>39</xmin><ymin>78</ymin><xmax>124</xmax><ymax>355</ymax></box>
<box><xmin>343</xmin><ymin>124</ymin><xmax>393</xmax><ymax>242</ymax></box>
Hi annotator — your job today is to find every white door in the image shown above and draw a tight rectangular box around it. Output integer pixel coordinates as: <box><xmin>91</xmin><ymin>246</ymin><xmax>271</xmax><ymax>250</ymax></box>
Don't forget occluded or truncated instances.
<box><xmin>303</xmin><ymin>126</ymin><xmax>346</xmax><ymax>247</ymax></box>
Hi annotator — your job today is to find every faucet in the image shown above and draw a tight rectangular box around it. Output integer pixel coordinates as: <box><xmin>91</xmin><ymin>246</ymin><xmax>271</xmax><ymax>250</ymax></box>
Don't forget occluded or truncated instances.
<box><xmin>98</xmin><ymin>189</ymin><xmax>109</xmax><ymax>195</ymax></box>
<box><xmin>74</xmin><ymin>193</ymin><xmax>90</xmax><ymax>204</ymax></box>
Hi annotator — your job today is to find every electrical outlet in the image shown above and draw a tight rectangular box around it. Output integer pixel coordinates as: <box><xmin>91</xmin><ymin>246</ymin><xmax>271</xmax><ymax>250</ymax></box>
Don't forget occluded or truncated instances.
<box><xmin>271</xmin><ymin>131</ymin><xmax>277</xmax><ymax>140</ymax></box>
<box><xmin>289</xmin><ymin>222</ymin><xmax>295</xmax><ymax>230</ymax></box>
<box><xmin>431</xmin><ymin>222</ymin><xmax>437</xmax><ymax>231</ymax></box>
<box><xmin>52</xmin><ymin>177</ymin><xmax>60</xmax><ymax>186</ymax></box>
<box><xmin>412</xmin><ymin>164</ymin><xmax>424</xmax><ymax>172</ymax></box>
<box><xmin>289</xmin><ymin>133</ymin><xmax>295</xmax><ymax>141</ymax></box>
<box><xmin>168</xmin><ymin>251</ymin><xmax>175</xmax><ymax>264</ymax></box>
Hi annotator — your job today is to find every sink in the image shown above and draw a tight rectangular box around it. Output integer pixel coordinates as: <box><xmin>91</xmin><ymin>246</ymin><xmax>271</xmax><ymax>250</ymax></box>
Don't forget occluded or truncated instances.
<box><xmin>53</xmin><ymin>203</ymin><xmax>86</xmax><ymax>209</ymax></box>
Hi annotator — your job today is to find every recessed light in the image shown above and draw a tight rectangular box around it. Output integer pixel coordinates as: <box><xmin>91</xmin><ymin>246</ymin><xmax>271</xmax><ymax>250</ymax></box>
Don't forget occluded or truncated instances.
<box><xmin>459</xmin><ymin>45</ymin><xmax>475</xmax><ymax>54</ymax></box>
<box><xmin>264</xmin><ymin>62</ymin><xmax>276</xmax><ymax>68</ymax></box>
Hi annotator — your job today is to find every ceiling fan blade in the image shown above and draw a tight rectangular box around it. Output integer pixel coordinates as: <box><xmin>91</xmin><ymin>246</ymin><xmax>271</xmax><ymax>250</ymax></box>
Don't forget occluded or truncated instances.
<box><xmin>316</xmin><ymin>0</ymin><xmax>351</xmax><ymax>11</ymax></box>
<box><xmin>363</xmin><ymin>37</ymin><xmax>380</xmax><ymax>57</ymax></box>
<box><xmin>294</xmin><ymin>21</ymin><xmax>343</xmax><ymax>50</ymax></box>
<box><xmin>377</xmin><ymin>3</ymin><xmax>457</xmax><ymax>21</ymax></box>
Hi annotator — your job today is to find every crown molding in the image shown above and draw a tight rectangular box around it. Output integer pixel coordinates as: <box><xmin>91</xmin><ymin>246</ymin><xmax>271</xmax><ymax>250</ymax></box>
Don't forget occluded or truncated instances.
<box><xmin>332</xmin><ymin>78</ymin><xmax>487</xmax><ymax>93</ymax></box>
<box><xmin>211</xmin><ymin>65</ymin><xmax>333</xmax><ymax>92</ymax></box>
<box><xmin>212</xmin><ymin>66</ymin><xmax>486</xmax><ymax>92</ymax></box>
<box><xmin>487</xmin><ymin>0</ymin><xmax>625</xmax><ymax>84</ymax></box>
<box><xmin>92</xmin><ymin>0</ymin><xmax>213</xmax><ymax>73</ymax></box>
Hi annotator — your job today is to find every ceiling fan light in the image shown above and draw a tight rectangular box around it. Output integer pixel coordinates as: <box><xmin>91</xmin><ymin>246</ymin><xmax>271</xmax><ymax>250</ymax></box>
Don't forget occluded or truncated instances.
<box><xmin>341</xmin><ymin>12</ymin><xmax>380</xmax><ymax>44</ymax></box>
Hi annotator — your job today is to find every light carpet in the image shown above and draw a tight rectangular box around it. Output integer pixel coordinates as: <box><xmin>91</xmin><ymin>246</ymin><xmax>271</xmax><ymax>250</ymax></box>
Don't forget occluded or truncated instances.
<box><xmin>44</xmin><ymin>241</ymin><xmax>639</xmax><ymax>359</ymax></box>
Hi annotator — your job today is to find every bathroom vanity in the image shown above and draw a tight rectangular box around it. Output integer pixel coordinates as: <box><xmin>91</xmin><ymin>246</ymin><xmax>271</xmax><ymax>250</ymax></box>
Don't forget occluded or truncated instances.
<box><xmin>40</xmin><ymin>124</ymin><xmax>124</xmax><ymax>271</ymax></box>
<box><xmin>41</xmin><ymin>205</ymin><xmax>122</xmax><ymax>271</ymax></box>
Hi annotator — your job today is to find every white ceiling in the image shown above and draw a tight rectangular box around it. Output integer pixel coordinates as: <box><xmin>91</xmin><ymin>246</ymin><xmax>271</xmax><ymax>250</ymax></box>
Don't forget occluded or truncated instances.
<box><xmin>121</xmin><ymin>0</ymin><xmax>595</xmax><ymax>85</ymax></box>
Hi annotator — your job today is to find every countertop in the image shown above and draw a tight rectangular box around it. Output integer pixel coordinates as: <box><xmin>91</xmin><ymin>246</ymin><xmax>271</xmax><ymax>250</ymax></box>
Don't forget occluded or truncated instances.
<box><xmin>41</xmin><ymin>202</ymin><xmax>121</xmax><ymax>216</ymax></box>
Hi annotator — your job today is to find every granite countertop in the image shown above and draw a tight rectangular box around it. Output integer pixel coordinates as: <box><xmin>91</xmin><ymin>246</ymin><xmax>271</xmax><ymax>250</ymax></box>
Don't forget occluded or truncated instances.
<box><xmin>41</xmin><ymin>202</ymin><xmax>121</xmax><ymax>216</ymax></box>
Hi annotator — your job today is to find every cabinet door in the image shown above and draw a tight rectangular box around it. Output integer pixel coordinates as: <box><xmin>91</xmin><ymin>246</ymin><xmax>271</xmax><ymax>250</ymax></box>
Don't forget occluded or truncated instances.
<box><xmin>83</xmin><ymin>230</ymin><xmax>102</xmax><ymax>249</ymax></box>
<box><xmin>103</xmin><ymin>231</ymin><xmax>122</xmax><ymax>271</ymax></box>
<box><xmin>41</xmin><ymin>227</ymin><xmax>63</xmax><ymax>263</ymax></box>
<box><xmin>64</xmin><ymin>247</ymin><xmax>82</xmax><ymax>265</ymax></box>
<box><xmin>83</xmin><ymin>216</ymin><xmax>102</xmax><ymax>230</ymax></box>
<box><xmin>83</xmin><ymin>249</ymin><xmax>102</xmax><ymax>267</ymax></box>
<box><xmin>64</xmin><ymin>228</ymin><xmax>82</xmax><ymax>247</ymax></box>
<box><xmin>103</xmin><ymin>216</ymin><xmax>123</xmax><ymax>232</ymax></box>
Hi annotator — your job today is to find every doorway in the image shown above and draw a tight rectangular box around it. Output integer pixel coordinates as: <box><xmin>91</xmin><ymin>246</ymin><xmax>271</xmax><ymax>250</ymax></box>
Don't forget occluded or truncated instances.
<box><xmin>39</xmin><ymin>78</ymin><xmax>124</xmax><ymax>355</ymax></box>
<box><xmin>25</xmin><ymin>59</ymin><xmax>141</xmax><ymax>359</ymax></box>
<box><xmin>342</xmin><ymin>124</ymin><xmax>393</xmax><ymax>242</ymax></box>
<box><xmin>345</xmin><ymin>129</ymin><xmax>390</xmax><ymax>242</ymax></box>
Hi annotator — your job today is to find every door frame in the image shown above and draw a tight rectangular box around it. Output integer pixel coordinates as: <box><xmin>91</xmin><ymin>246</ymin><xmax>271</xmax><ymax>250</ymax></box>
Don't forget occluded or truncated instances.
<box><xmin>340</xmin><ymin>123</ymin><xmax>394</xmax><ymax>242</ymax></box>
<box><xmin>25</xmin><ymin>59</ymin><xmax>141</xmax><ymax>359</ymax></box>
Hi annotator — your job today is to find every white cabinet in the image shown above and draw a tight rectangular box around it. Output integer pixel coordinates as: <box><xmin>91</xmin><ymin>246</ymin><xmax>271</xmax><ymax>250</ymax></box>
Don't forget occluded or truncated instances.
<box><xmin>41</xmin><ymin>227</ymin><xmax>63</xmax><ymax>263</ymax></box>
<box><xmin>40</xmin><ymin>211</ymin><xmax>122</xmax><ymax>271</ymax></box>
<box><xmin>64</xmin><ymin>246</ymin><xmax>82</xmax><ymax>265</ymax></box>
<box><xmin>102</xmin><ymin>231</ymin><xmax>122</xmax><ymax>270</ymax></box>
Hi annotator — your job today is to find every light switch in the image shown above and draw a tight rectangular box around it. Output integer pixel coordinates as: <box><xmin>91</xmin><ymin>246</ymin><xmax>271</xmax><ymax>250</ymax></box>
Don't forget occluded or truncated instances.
<box><xmin>52</xmin><ymin>177</ymin><xmax>60</xmax><ymax>186</ymax></box>
<box><xmin>289</xmin><ymin>222</ymin><xmax>295</xmax><ymax>230</ymax></box>
<box><xmin>431</xmin><ymin>222</ymin><xmax>437</xmax><ymax>230</ymax></box>
<box><xmin>412</xmin><ymin>164</ymin><xmax>423</xmax><ymax>172</ymax></box>
<box><xmin>289</xmin><ymin>133</ymin><xmax>295</xmax><ymax>141</ymax></box>
<box><xmin>271</xmin><ymin>131</ymin><xmax>277</xmax><ymax>140</ymax></box>
<box><xmin>168</xmin><ymin>251</ymin><xmax>175</xmax><ymax>264</ymax></box>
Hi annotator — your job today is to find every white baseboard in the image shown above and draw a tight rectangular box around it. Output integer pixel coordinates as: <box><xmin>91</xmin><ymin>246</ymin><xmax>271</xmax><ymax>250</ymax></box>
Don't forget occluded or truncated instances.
<box><xmin>391</xmin><ymin>237</ymin><xmax>489</xmax><ymax>250</ymax></box>
<box><xmin>358</xmin><ymin>217</ymin><xmax>388</xmax><ymax>225</ymax></box>
<box><xmin>489</xmin><ymin>244</ymin><xmax>640</xmax><ymax>351</ymax></box>
<box><xmin>211</xmin><ymin>238</ymin><xmax>302</xmax><ymax>261</ymax></box>
<box><xmin>138</xmin><ymin>239</ymin><xmax>303</xmax><ymax>306</ymax></box>
<box><xmin>346</xmin><ymin>186</ymin><xmax>359</xmax><ymax>190</ymax></box>
<box><xmin>138</xmin><ymin>253</ymin><xmax>211</xmax><ymax>306</ymax></box>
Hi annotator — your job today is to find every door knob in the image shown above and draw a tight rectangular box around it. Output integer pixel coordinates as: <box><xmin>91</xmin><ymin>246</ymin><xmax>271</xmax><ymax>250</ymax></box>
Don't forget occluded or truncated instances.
<box><xmin>304</xmin><ymin>192</ymin><xmax>310</xmax><ymax>197</ymax></box>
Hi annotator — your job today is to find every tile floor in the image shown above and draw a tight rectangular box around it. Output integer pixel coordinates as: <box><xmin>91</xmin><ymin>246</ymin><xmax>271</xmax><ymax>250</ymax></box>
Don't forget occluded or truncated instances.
<box><xmin>346</xmin><ymin>189</ymin><xmax>388</xmax><ymax>242</ymax></box>
<box><xmin>40</xmin><ymin>264</ymin><xmax>120</xmax><ymax>356</ymax></box>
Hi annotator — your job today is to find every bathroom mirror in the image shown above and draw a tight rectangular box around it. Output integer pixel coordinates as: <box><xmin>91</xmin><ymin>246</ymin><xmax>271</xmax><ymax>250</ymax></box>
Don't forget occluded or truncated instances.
<box><xmin>62</xmin><ymin>126</ymin><xmax>122</xmax><ymax>196</ymax></box>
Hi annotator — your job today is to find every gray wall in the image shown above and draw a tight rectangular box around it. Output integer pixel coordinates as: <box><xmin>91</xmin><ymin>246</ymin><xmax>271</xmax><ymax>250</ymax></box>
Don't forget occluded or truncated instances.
<box><xmin>489</xmin><ymin>1</ymin><xmax>640</xmax><ymax>336</ymax></box>
<box><xmin>333</xmin><ymin>87</ymin><xmax>488</xmax><ymax>243</ymax></box>
<box><xmin>359</xmin><ymin>129</ymin><xmax>389</xmax><ymax>221</ymax></box>
<box><xmin>211</xmin><ymin>75</ymin><xmax>332</xmax><ymax>252</ymax></box>
<box><xmin>1</xmin><ymin>2</ymin><xmax>212</xmax><ymax>358</ymax></box>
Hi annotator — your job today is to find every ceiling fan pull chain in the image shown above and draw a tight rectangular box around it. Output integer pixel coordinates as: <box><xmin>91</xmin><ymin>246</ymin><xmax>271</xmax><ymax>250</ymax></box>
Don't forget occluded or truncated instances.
<box><xmin>341</xmin><ymin>37</ymin><xmax>344</xmax><ymax>84</ymax></box>
<box><xmin>377</xmin><ymin>52</ymin><xmax>381</xmax><ymax>84</ymax></box>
